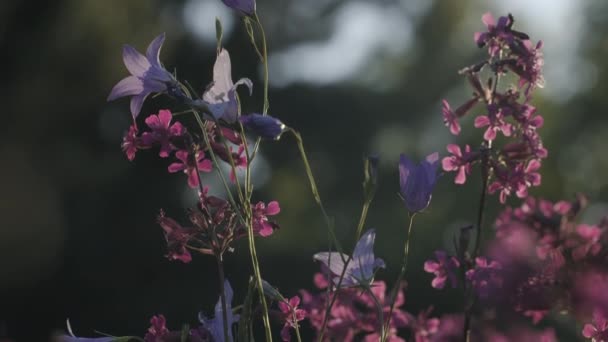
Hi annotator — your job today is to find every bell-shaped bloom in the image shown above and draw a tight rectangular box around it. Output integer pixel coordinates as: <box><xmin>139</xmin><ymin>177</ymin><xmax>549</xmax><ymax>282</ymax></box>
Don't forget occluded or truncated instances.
<box><xmin>399</xmin><ymin>152</ymin><xmax>439</xmax><ymax>213</ymax></box>
<box><xmin>108</xmin><ymin>33</ymin><xmax>179</xmax><ymax>118</ymax></box>
<box><xmin>313</xmin><ymin>229</ymin><xmax>385</xmax><ymax>287</ymax></box>
<box><xmin>193</xmin><ymin>48</ymin><xmax>252</xmax><ymax>123</ymax></box>
<box><xmin>221</xmin><ymin>0</ymin><xmax>256</xmax><ymax>15</ymax></box>
<box><xmin>240</xmin><ymin>113</ymin><xmax>286</xmax><ymax>140</ymax></box>
<box><xmin>199</xmin><ymin>280</ymin><xmax>240</xmax><ymax>342</ymax></box>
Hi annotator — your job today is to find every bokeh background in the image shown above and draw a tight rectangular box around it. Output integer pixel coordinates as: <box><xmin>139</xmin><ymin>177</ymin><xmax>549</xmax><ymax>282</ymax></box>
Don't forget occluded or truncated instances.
<box><xmin>1</xmin><ymin>0</ymin><xmax>607</xmax><ymax>340</ymax></box>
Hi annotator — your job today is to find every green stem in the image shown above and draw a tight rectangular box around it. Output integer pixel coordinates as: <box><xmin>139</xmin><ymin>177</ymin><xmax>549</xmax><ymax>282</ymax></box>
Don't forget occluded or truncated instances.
<box><xmin>216</xmin><ymin>255</ymin><xmax>230</xmax><ymax>342</ymax></box>
<box><xmin>368</xmin><ymin>286</ymin><xmax>385</xmax><ymax>340</ymax></box>
<box><xmin>382</xmin><ymin>213</ymin><xmax>416</xmax><ymax>342</ymax></box>
<box><xmin>354</xmin><ymin>199</ymin><xmax>372</xmax><ymax>241</ymax></box>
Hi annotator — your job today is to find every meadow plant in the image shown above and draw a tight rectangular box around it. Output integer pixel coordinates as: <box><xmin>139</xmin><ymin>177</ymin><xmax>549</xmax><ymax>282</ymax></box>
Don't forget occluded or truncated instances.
<box><xmin>62</xmin><ymin>4</ymin><xmax>608</xmax><ymax>342</ymax></box>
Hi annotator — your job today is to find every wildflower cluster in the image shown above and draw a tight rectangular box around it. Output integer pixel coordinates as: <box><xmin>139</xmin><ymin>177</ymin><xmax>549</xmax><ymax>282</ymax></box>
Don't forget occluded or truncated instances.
<box><xmin>442</xmin><ymin>12</ymin><xmax>546</xmax><ymax>203</ymax></box>
<box><xmin>58</xmin><ymin>5</ymin><xmax>608</xmax><ymax>342</ymax></box>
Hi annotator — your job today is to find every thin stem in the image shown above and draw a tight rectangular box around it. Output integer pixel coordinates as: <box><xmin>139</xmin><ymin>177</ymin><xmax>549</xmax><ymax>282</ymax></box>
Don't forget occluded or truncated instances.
<box><xmin>368</xmin><ymin>287</ymin><xmax>385</xmax><ymax>340</ymax></box>
<box><xmin>246</xmin><ymin>211</ymin><xmax>273</xmax><ymax>342</ymax></box>
<box><xmin>382</xmin><ymin>213</ymin><xmax>416</xmax><ymax>341</ymax></box>
<box><xmin>216</xmin><ymin>255</ymin><xmax>230</xmax><ymax>342</ymax></box>
<box><xmin>289</xmin><ymin>128</ymin><xmax>344</xmax><ymax>255</ymax></box>
<box><xmin>216</xmin><ymin>126</ymin><xmax>246</xmax><ymax>205</ymax></box>
<box><xmin>354</xmin><ymin>199</ymin><xmax>372</xmax><ymax>241</ymax></box>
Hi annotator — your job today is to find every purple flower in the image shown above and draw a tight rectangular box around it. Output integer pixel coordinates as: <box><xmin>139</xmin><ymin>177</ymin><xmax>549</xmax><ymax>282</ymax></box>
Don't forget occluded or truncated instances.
<box><xmin>313</xmin><ymin>229</ymin><xmax>385</xmax><ymax>287</ymax></box>
<box><xmin>251</xmin><ymin>200</ymin><xmax>280</xmax><ymax>237</ymax></box>
<box><xmin>441</xmin><ymin>98</ymin><xmax>479</xmax><ymax>135</ymax></box>
<box><xmin>108</xmin><ymin>33</ymin><xmax>179</xmax><ymax>118</ymax></box>
<box><xmin>278</xmin><ymin>296</ymin><xmax>307</xmax><ymax>342</ymax></box>
<box><xmin>424</xmin><ymin>251</ymin><xmax>460</xmax><ymax>289</ymax></box>
<box><xmin>193</xmin><ymin>48</ymin><xmax>253</xmax><ymax>123</ymax></box>
<box><xmin>221</xmin><ymin>0</ymin><xmax>256</xmax><ymax>15</ymax></box>
<box><xmin>240</xmin><ymin>113</ymin><xmax>286</xmax><ymax>140</ymax></box>
<box><xmin>398</xmin><ymin>152</ymin><xmax>439</xmax><ymax>213</ymax></box>
<box><xmin>141</xmin><ymin>109</ymin><xmax>186</xmax><ymax>158</ymax></box>
<box><xmin>199</xmin><ymin>280</ymin><xmax>239</xmax><ymax>342</ymax></box>
<box><xmin>168</xmin><ymin>150</ymin><xmax>213</xmax><ymax>188</ymax></box>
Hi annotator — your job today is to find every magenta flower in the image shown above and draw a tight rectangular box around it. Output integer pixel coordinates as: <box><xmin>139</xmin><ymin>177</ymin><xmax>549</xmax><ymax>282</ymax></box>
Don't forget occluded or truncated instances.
<box><xmin>570</xmin><ymin>224</ymin><xmax>603</xmax><ymax>260</ymax></box>
<box><xmin>121</xmin><ymin>123</ymin><xmax>140</xmax><ymax>161</ymax></box>
<box><xmin>168</xmin><ymin>150</ymin><xmax>213</xmax><ymax>188</ymax></box>
<box><xmin>442</xmin><ymin>144</ymin><xmax>478</xmax><ymax>185</ymax></box>
<box><xmin>240</xmin><ymin>113</ymin><xmax>286</xmax><ymax>140</ymax></box>
<box><xmin>157</xmin><ymin>211</ymin><xmax>195</xmax><ymax>263</ymax></box>
<box><xmin>399</xmin><ymin>152</ymin><xmax>439</xmax><ymax>213</ymax></box>
<box><xmin>583</xmin><ymin>310</ymin><xmax>608</xmax><ymax>341</ymax></box>
<box><xmin>221</xmin><ymin>0</ymin><xmax>256</xmax><ymax>15</ymax></box>
<box><xmin>199</xmin><ymin>280</ymin><xmax>239</xmax><ymax>342</ymax></box>
<box><xmin>313</xmin><ymin>229</ymin><xmax>385</xmax><ymax>287</ymax></box>
<box><xmin>141</xmin><ymin>109</ymin><xmax>186</xmax><ymax>158</ymax></box>
<box><xmin>424</xmin><ymin>251</ymin><xmax>460</xmax><ymax>289</ymax></box>
<box><xmin>251</xmin><ymin>200</ymin><xmax>280</xmax><ymax>237</ymax></box>
<box><xmin>107</xmin><ymin>33</ymin><xmax>180</xmax><ymax>118</ymax></box>
<box><xmin>508</xmin><ymin>39</ymin><xmax>545</xmax><ymax>93</ymax></box>
<box><xmin>144</xmin><ymin>315</ymin><xmax>170</xmax><ymax>342</ymax></box>
<box><xmin>474</xmin><ymin>104</ymin><xmax>512</xmax><ymax>141</ymax></box>
<box><xmin>442</xmin><ymin>100</ymin><xmax>461</xmax><ymax>135</ymax></box>
<box><xmin>278</xmin><ymin>296</ymin><xmax>307</xmax><ymax>342</ymax></box>
<box><xmin>194</xmin><ymin>48</ymin><xmax>253</xmax><ymax>123</ymax></box>
<box><xmin>465</xmin><ymin>257</ymin><xmax>503</xmax><ymax>298</ymax></box>
<box><xmin>474</xmin><ymin>12</ymin><xmax>517</xmax><ymax>56</ymax></box>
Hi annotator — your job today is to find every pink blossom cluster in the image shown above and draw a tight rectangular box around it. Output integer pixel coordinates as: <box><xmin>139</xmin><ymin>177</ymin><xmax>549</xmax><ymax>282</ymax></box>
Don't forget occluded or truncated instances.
<box><xmin>442</xmin><ymin>12</ymin><xmax>547</xmax><ymax>203</ymax></box>
<box><xmin>158</xmin><ymin>187</ymin><xmax>280</xmax><ymax>263</ymax></box>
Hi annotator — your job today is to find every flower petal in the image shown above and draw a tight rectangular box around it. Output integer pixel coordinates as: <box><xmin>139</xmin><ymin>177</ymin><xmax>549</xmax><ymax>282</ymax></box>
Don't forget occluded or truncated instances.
<box><xmin>146</xmin><ymin>33</ymin><xmax>166</xmax><ymax>68</ymax></box>
<box><xmin>107</xmin><ymin>76</ymin><xmax>143</xmax><ymax>101</ymax></box>
<box><xmin>122</xmin><ymin>44</ymin><xmax>150</xmax><ymax>77</ymax></box>
<box><xmin>313</xmin><ymin>252</ymin><xmax>348</xmax><ymax>276</ymax></box>
<box><xmin>130</xmin><ymin>93</ymin><xmax>150</xmax><ymax>119</ymax></box>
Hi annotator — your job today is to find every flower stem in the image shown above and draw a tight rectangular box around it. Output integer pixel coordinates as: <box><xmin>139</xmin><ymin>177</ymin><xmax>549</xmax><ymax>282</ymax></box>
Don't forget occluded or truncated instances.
<box><xmin>368</xmin><ymin>286</ymin><xmax>385</xmax><ymax>340</ymax></box>
<box><xmin>216</xmin><ymin>254</ymin><xmax>230</xmax><ymax>342</ymax></box>
<box><xmin>354</xmin><ymin>199</ymin><xmax>372</xmax><ymax>241</ymax></box>
<box><xmin>382</xmin><ymin>213</ymin><xmax>416</xmax><ymax>342</ymax></box>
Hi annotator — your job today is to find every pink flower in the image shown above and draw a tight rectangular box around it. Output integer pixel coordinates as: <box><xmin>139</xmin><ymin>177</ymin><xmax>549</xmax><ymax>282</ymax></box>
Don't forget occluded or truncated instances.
<box><xmin>474</xmin><ymin>12</ymin><xmax>515</xmax><ymax>56</ymax></box>
<box><xmin>442</xmin><ymin>144</ymin><xmax>478</xmax><ymax>185</ymax></box>
<box><xmin>583</xmin><ymin>310</ymin><xmax>608</xmax><ymax>341</ymax></box>
<box><xmin>251</xmin><ymin>201</ymin><xmax>280</xmax><ymax>237</ymax></box>
<box><xmin>424</xmin><ymin>251</ymin><xmax>460</xmax><ymax>289</ymax></box>
<box><xmin>157</xmin><ymin>211</ymin><xmax>194</xmax><ymax>263</ymax></box>
<box><xmin>121</xmin><ymin>124</ymin><xmax>140</xmax><ymax>161</ymax></box>
<box><xmin>466</xmin><ymin>257</ymin><xmax>503</xmax><ymax>298</ymax></box>
<box><xmin>570</xmin><ymin>224</ymin><xmax>603</xmax><ymax>260</ymax></box>
<box><xmin>144</xmin><ymin>315</ymin><xmax>170</xmax><ymax>342</ymax></box>
<box><xmin>168</xmin><ymin>149</ymin><xmax>213</xmax><ymax>188</ymax></box>
<box><xmin>141</xmin><ymin>109</ymin><xmax>185</xmax><ymax>158</ymax></box>
<box><xmin>474</xmin><ymin>105</ymin><xmax>512</xmax><ymax>141</ymax></box>
<box><xmin>278</xmin><ymin>296</ymin><xmax>307</xmax><ymax>341</ymax></box>
<box><xmin>442</xmin><ymin>100</ymin><xmax>461</xmax><ymax>135</ymax></box>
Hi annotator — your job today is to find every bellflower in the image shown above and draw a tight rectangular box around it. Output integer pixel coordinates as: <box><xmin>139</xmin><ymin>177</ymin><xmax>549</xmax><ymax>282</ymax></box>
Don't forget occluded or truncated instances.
<box><xmin>240</xmin><ymin>113</ymin><xmax>286</xmax><ymax>140</ymax></box>
<box><xmin>199</xmin><ymin>280</ymin><xmax>240</xmax><ymax>342</ymax></box>
<box><xmin>398</xmin><ymin>152</ymin><xmax>439</xmax><ymax>213</ymax></box>
<box><xmin>60</xmin><ymin>320</ymin><xmax>115</xmax><ymax>342</ymax></box>
<box><xmin>221</xmin><ymin>0</ymin><xmax>256</xmax><ymax>16</ymax></box>
<box><xmin>192</xmin><ymin>48</ymin><xmax>253</xmax><ymax>123</ymax></box>
<box><xmin>313</xmin><ymin>229</ymin><xmax>385</xmax><ymax>287</ymax></box>
<box><xmin>108</xmin><ymin>33</ymin><xmax>180</xmax><ymax>118</ymax></box>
